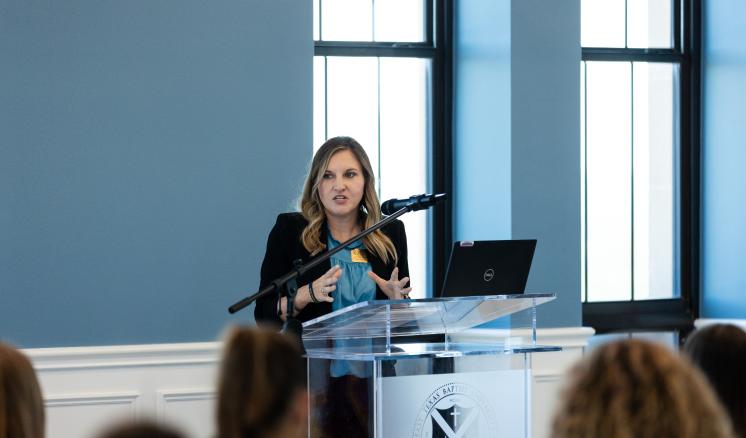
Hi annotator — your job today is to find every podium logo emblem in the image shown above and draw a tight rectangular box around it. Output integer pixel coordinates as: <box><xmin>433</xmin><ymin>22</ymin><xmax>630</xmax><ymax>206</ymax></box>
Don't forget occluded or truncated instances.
<box><xmin>413</xmin><ymin>382</ymin><xmax>497</xmax><ymax>438</ymax></box>
<box><xmin>483</xmin><ymin>268</ymin><xmax>495</xmax><ymax>282</ymax></box>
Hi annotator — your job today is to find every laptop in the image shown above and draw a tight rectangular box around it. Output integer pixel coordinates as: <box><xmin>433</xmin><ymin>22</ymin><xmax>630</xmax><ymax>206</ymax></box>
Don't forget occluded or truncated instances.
<box><xmin>439</xmin><ymin>239</ymin><xmax>537</xmax><ymax>297</ymax></box>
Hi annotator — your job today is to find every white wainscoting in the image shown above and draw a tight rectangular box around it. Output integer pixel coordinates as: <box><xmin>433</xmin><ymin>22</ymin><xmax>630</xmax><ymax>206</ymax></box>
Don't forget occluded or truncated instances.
<box><xmin>26</xmin><ymin>328</ymin><xmax>593</xmax><ymax>438</ymax></box>
<box><xmin>27</xmin><ymin>343</ymin><xmax>220</xmax><ymax>438</ymax></box>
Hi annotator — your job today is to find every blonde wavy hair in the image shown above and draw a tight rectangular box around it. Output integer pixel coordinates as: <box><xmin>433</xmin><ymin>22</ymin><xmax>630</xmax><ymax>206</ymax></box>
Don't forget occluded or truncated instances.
<box><xmin>300</xmin><ymin>136</ymin><xmax>397</xmax><ymax>264</ymax></box>
<box><xmin>551</xmin><ymin>338</ymin><xmax>734</xmax><ymax>438</ymax></box>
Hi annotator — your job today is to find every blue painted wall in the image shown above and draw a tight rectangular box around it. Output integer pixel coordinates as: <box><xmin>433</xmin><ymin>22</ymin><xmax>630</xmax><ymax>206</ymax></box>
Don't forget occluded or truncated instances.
<box><xmin>454</xmin><ymin>0</ymin><xmax>581</xmax><ymax>327</ymax></box>
<box><xmin>701</xmin><ymin>1</ymin><xmax>746</xmax><ymax>317</ymax></box>
<box><xmin>0</xmin><ymin>0</ymin><xmax>312</xmax><ymax>347</ymax></box>
<box><xmin>511</xmin><ymin>0</ymin><xmax>581</xmax><ymax>327</ymax></box>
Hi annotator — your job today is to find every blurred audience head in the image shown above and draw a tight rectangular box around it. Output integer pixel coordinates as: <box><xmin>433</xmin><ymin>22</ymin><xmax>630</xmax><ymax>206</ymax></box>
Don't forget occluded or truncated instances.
<box><xmin>684</xmin><ymin>324</ymin><xmax>746</xmax><ymax>437</ymax></box>
<box><xmin>551</xmin><ymin>338</ymin><xmax>734</xmax><ymax>438</ymax></box>
<box><xmin>96</xmin><ymin>420</ymin><xmax>184</xmax><ymax>438</ymax></box>
<box><xmin>217</xmin><ymin>326</ymin><xmax>307</xmax><ymax>438</ymax></box>
<box><xmin>0</xmin><ymin>342</ymin><xmax>45</xmax><ymax>438</ymax></box>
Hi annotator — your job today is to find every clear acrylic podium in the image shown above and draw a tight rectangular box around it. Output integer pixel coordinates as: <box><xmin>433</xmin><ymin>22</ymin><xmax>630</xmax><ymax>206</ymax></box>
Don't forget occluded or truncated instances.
<box><xmin>302</xmin><ymin>293</ymin><xmax>560</xmax><ymax>438</ymax></box>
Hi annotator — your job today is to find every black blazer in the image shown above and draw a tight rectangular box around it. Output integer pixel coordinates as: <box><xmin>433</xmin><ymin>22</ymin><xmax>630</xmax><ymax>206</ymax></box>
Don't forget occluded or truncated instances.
<box><xmin>254</xmin><ymin>212</ymin><xmax>409</xmax><ymax>326</ymax></box>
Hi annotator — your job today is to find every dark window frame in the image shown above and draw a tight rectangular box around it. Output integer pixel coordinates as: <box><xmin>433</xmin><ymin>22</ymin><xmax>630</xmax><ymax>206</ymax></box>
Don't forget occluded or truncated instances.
<box><xmin>313</xmin><ymin>0</ymin><xmax>453</xmax><ymax>295</ymax></box>
<box><xmin>581</xmin><ymin>0</ymin><xmax>701</xmax><ymax>335</ymax></box>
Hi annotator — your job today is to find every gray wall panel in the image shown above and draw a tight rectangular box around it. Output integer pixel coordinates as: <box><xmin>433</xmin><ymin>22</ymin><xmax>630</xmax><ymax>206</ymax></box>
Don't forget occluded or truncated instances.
<box><xmin>0</xmin><ymin>0</ymin><xmax>312</xmax><ymax>347</ymax></box>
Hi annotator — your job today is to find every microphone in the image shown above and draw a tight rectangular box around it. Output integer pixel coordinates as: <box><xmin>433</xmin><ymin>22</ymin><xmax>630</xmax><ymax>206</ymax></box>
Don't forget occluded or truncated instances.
<box><xmin>381</xmin><ymin>193</ymin><xmax>447</xmax><ymax>215</ymax></box>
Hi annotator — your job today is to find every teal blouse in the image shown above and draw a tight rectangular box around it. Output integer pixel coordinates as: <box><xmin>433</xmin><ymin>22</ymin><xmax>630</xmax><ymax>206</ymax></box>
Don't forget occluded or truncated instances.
<box><xmin>328</xmin><ymin>234</ymin><xmax>376</xmax><ymax>312</ymax></box>
<box><xmin>328</xmin><ymin>233</ymin><xmax>376</xmax><ymax>378</ymax></box>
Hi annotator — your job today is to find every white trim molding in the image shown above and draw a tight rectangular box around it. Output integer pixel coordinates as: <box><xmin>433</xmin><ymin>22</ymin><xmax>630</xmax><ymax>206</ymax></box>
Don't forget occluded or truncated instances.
<box><xmin>156</xmin><ymin>389</ymin><xmax>217</xmax><ymax>438</ymax></box>
<box><xmin>156</xmin><ymin>389</ymin><xmax>216</xmax><ymax>420</ymax></box>
<box><xmin>45</xmin><ymin>391</ymin><xmax>141</xmax><ymax>409</ymax></box>
<box><xmin>27</xmin><ymin>342</ymin><xmax>220</xmax><ymax>371</ymax></box>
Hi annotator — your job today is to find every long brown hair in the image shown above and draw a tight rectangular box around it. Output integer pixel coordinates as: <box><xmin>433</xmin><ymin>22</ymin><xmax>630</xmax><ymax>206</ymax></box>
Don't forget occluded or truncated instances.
<box><xmin>300</xmin><ymin>136</ymin><xmax>397</xmax><ymax>264</ymax></box>
<box><xmin>551</xmin><ymin>339</ymin><xmax>734</xmax><ymax>438</ymax></box>
<box><xmin>216</xmin><ymin>326</ymin><xmax>306</xmax><ymax>438</ymax></box>
<box><xmin>0</xmin><ymin>343</ymin><xmax>45</xmax><ymax>438</ymax></box>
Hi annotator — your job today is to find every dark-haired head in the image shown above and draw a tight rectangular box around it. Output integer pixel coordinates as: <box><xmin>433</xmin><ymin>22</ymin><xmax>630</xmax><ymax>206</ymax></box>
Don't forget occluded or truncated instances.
<box><xmin>0</xmin><ymin>342</ymin><xmax>45</xmax><ymax>438</ymax></box>
<box><xmin>96</xmin><ymin>420</ymin><xmax>184</xmax><ymax>438</ymax></box>
<box><xmin>684</xmin><ymin>324</ymin><xmax>746</xmax><ymax>438</ymax></box>
<box><xmin>216</xmin><ymin>326</ymin><xmax>307</xmax><ymax>438</ymax></box>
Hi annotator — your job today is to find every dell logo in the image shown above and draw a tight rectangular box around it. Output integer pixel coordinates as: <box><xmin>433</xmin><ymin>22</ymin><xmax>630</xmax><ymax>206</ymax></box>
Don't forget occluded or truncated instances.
<box><xmin>483</xmin><ymin>268</ymin><xmax>495</xmax><ymax>282</ymax></box>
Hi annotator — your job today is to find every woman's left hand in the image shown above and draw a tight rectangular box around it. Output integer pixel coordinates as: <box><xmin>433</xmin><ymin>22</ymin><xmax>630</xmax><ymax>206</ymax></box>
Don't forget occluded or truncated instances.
<box><xmin>368</xmin><ymin>267</ymin><xmax>412</xmax><ymax>299</ymax></box>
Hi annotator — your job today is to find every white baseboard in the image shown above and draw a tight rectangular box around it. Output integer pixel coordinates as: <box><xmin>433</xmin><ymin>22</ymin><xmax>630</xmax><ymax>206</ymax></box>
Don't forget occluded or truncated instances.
<box><xmin>25</xmin><ymin>327</ymin><xmax>593</xmax><ymax>438</ymax></box>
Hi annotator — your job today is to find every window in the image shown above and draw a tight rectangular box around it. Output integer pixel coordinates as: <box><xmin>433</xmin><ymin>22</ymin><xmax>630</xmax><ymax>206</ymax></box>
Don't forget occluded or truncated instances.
<box><xmin>313</xmin><ymin>1</ymin><xmax>452</xmax><ymax>297</ymax></box>
<box><xmin>581</xmin><ymin>0</ymin><xmax>700</xmax><ymax>333</ymax></box>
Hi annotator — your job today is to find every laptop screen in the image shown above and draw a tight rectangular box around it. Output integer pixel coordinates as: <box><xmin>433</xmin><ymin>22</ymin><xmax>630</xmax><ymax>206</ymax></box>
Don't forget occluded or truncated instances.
<box><xmin>439</xmin><ymin>240</ymin><xmax>537</xmax><ymax>298</ymax></box>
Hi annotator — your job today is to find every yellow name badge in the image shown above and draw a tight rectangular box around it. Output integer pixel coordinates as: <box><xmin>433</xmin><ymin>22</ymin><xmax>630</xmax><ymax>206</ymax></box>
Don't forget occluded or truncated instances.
<box><xmin>350</xmin><ymin>248</ymin><xmax>368</xmax><ymax>263</ymax></box>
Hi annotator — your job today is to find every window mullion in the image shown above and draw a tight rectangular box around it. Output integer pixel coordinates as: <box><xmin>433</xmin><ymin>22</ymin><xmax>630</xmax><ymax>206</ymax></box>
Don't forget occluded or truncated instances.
<box><xmin>324</xmin><ymin>56</ymin><xmax>328</xmax><ymax>140</ymax></box>
<box><xmin>630</xmin><ymin>61</ymin><xmax>635</xmax><ymax>302</ymax></box>
<box><xmin>315</xmin><ymin>42</ymin><xmax>436</xmax><ymax>59</ymax></box>
<box><xmin>583</xmin><ymin>61</ymin><xmax>589</xmax><ymax>304</ymax></box>
<box><xmin>371</xmin><ymin>0</ymin><xmax>375</xmax><ymax>41</ymax></box>
<box><xmin>674</xmin><ymin>0</ymin><xmax>682</xmax><ymax>52</ymax></box>
<box><xmin>376</xmin><ymin>57</ymin><xmax>382</xmax><ymax>195</ymax></box>
<box><xmin>581</xmin><ymin>50</ymin><xmax>683</xmax><ymax>63</ymax></box>
<box><xmin>425</xmin><ymin>0</ymin><xmax>434</xmax><ymax>45</ymax></box>
<box><xmin>624</xmin><ymin>0</ymin><xmax>628</xmax><ymax>48</ymax></box>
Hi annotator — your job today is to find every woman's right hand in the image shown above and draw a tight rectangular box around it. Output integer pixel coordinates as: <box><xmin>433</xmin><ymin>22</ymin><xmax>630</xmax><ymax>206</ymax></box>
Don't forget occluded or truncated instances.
<box><xmin>278</xmin><ymin>265</ymin><xmax>342</xmax><ymax>320</ymax></box>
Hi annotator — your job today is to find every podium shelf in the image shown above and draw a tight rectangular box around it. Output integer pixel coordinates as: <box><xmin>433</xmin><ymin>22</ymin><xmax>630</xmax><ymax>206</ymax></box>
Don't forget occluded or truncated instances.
<box><xmin>302</xmin><ymin>293</ymin><xmax>555</xmax><ymax>341</ymax></box>
<box><xmin>303</xmin><ymin>341</ymin><xmax>561</xmax><ymax>360</ymax></box>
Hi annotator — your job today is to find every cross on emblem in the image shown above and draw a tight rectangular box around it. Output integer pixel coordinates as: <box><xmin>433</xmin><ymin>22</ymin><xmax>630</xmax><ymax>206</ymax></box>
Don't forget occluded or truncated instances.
<box><xmin>431</xmin><ymin>403</ymin><xmax>479</xmax><ymax>438</ymax></box>
<box><xmin>451</xmin><ymin>407</ymin><xmax>462</xmax><ymax>419</ymax></box>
